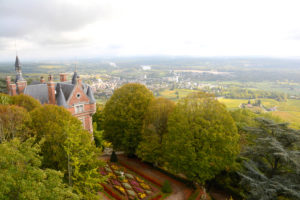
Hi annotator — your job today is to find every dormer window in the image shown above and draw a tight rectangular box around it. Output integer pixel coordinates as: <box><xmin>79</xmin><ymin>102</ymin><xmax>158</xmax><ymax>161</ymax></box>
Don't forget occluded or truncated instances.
<box><xmin>75</xmin><ymin>104</ymin><xmax>84</xmax><ymax>114</ymax></box>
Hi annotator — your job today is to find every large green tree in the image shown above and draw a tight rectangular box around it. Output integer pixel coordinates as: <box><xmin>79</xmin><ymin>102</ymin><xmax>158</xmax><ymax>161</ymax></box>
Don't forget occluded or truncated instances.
<box><xmin>164</xmin><ymin>92</ymin><xmax>240</xmax><ymax>184</ymax></box>
<box><xmin>103</xmin><ymin>83</ymin><xmax>154</xmax><ymax>155</ymax></box>
<box><xmin>0</xmin><ymin>105</ymin><xmax>31</xmax><ymax>142</ymax></box>
<box><xmin>0</xmin><ymin>138</ymin><xmax>79</xmax><ymax>200</ymax></box>
<box><xmin>136</xmin><ymin>97</ymin><xmax>175</xmax><ymax>165</ymax></box>
<box><xmin>30</xmin><ymin>105</ymin><xmax>105</xmax><ymax>199</ymax></box>
<box><xmin>11</xmin><ymin>94</ymin><xmax>41</xmax><ymax>112</ymax></box>
<box><xmin>240</xmin><ymin>118</ymin><xmax>300</xmax><ymax>200</ymax></box>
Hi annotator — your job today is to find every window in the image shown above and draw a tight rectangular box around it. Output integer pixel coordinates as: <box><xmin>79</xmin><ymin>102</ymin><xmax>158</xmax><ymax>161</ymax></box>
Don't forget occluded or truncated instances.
<box><xmin>76</xmin><ymin>93</ymin><xmax>81</xmax><ymax>99</ymax></box>
<box><xmin>75</xmin><ymin>104</ymin><xmax>84</xmax><ymax>114</ymax></box>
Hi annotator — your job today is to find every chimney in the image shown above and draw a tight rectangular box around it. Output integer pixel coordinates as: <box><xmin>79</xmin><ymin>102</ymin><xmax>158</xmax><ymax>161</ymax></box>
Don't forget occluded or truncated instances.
<box><xmin>9</xmin><ymin>83</ymin><xmax>17</xmax><ymax>96</ymax></box>
<box><xmin>6</xmin><ymin>76</ymin><xmax>11</xmax><ymax>94</ymax></box>
<box><xmin>60</xmin><ymin>73</ymin><xmax>67</xmax><ymax>82</ymax></box>
<box><xmin>40</xmin><ymin>76</ymin><xmax>45</xmax><ymax>83</ymax></box>
<box><xmin>47</xmin><ymin>75</ymin><xmax>56</xmax><ymax>104</ymax></box>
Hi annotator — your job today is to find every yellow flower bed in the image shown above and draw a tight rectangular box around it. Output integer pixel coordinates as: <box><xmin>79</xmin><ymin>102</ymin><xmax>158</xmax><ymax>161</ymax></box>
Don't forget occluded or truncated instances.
<box><xmin>136</xmin><ymin>177</ymin><xmax>144</xmax><ymax>183</ymax></box>
<box><xmin>138</xmin><ymin>193</ymin><xmax>146</xmax><ymax>199</ymax></box>
<box><xmin>115</xmin><ymin>185</ymin><xmax>126</xmax><ymax>194</ymax></box>
<box><xmin>111</xmin><ymin>165</ymin><xmax>119</xmax><ymax>170</ymax></box>
<box><xmin>140</xmin><ymin>183</ymin><xmax>150</xmax><ymax>190</ymax></box>
<box><xmin>108</xmin><ymin>172</ymin><xmax>116</xmax><ymax>179</ymax></box>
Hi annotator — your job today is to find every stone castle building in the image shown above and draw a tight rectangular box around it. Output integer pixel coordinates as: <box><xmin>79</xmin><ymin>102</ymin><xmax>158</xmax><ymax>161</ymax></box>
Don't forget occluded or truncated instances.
<box><xmin>6</xmin><ymin>56</ymin><xmax>96</xmax><ymax>133</ymax></box>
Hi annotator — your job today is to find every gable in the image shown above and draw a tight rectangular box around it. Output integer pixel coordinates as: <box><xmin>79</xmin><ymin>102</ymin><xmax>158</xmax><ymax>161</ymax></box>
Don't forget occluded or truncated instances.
<box><xmin>67</xmin><ymin>84</ymin><xmax>90</xmax><ymax>106</ymax></box>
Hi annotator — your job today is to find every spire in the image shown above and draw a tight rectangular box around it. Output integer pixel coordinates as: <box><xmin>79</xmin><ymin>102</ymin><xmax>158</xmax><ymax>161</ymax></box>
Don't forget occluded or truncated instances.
<box><xmin>14</xmin><ymin>55</ymin><xmax>25</xmax><ymax>83</ymax></box>
<box><xmin>86</xmin><ymin>86</ymin><xmax>96</xmax><ymax>103</ymax></box>
<box><xmin>56</xmin><ymin>83</ymin><xmax>67</xmax><ymax>107</ymax></box>
<box><xmin>72</xmin><ymin>71</ymin><xmax>78</xmax><ymax>85</ymax></box>
<box><xmin>15</xmin><ymin>56</ymin><xmax>21</xmax><ymax>72</ymax></box>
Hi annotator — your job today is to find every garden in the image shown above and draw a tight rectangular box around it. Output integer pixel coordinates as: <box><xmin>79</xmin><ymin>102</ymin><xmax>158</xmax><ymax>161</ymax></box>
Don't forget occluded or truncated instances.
<box><xmin>101</xmin><ymin>162</ymin><xmax>162</xmax><ymax>200</ymax></box>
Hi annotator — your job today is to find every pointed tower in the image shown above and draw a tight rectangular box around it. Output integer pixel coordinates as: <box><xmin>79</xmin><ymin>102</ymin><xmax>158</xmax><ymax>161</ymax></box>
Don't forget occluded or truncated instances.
<box><xmin>14</xmin><ymin>56</ymin><xmax>27</xmax><ymax>94</ymax></box>
<box><xmin>56</xmin><ymin>83</ymin><xmax>67</xmax><ymax>107</ymax></box>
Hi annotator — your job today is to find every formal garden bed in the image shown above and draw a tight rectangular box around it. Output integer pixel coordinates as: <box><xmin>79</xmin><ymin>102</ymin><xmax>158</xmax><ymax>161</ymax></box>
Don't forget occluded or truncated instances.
<box><xmin>101</xmin><ymin>162</ymin><xmax>162</xmax><ymax>200</ymax></box>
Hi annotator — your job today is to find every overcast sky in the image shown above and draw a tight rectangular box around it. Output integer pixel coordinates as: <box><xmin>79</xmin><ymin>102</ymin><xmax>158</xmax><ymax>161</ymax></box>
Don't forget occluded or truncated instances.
<box><xmin>1</xmin><ymin>0</ymin><xmax>300</xmax><ymax>60</ymax></box>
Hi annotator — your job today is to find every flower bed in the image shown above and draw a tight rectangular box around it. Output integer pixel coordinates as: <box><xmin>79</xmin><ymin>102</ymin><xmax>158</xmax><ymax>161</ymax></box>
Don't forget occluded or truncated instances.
<box><xmin>101</xmin><ymin>162</ymin><xmax>161</xmax><ymax>200</ymax></box>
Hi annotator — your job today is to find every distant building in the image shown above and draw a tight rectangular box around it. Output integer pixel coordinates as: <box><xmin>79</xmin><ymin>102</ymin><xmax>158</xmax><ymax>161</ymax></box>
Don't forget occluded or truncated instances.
<box><xmin>6</xmin><ymin>56</ymin><xmax>96</xmax><ymax>133</ymax></box>
<box><xmin>141</xmin><ymin>65</ymin><xmax>151</xmax><ymax>70</ymax></box>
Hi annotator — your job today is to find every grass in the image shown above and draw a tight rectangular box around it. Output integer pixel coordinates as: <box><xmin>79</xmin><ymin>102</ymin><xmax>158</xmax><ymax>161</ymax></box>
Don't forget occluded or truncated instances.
<box><xmin>219</xmin><ymin>98</ymin><xmax>300</xmax><ymax>129</ymax></box>
<box><xmin>158</xmin><ymin>89</ymin><xmax>197</xmax><ymax>100</ymax></box>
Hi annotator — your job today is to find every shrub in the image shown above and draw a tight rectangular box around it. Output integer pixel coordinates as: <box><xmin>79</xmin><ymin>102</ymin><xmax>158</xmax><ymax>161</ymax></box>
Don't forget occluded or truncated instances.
<box><xmin>161</xmin><ymin>180</ymin><xmax>172</xmax><ymax>193</ymax></box>
<box><xmin>110</xmin><ymin>151</ymin><xmax>118</xmax><ymax>162</ymax></box>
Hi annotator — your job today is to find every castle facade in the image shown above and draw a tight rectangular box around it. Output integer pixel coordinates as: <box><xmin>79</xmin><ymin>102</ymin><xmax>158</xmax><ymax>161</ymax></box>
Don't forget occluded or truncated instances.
<box><xmin>6</xmin><ymin>56</ymin><xmax>96</xmax><ymax>133</ymax></box>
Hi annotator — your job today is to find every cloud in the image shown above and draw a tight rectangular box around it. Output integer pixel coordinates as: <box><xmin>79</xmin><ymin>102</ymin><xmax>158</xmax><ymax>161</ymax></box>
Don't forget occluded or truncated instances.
<box><xmin>0</xmin><ymin>0</ymin><xmax>111</xmax><ymax>44</ymax></box>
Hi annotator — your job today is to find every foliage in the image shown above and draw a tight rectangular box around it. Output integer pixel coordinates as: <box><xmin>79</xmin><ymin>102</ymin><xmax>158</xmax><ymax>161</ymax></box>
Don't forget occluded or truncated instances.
<box><xmin>0</xmin><ymin>93</ymin><xmax>12</xmax><ymax>105</ymax></box>
<box><xmin>0</xmin><ymin>138</ymin><xmax>79</xmax><ymax>200</ymax></box>
<box><xmin>161</xmin><ymin>180</ymin><xmax>172</xmax><ymax>193</ymax></box>
<box><xmin>103</xmin><ymin>83</ymin><xmax>154</xmax><ymax>155</ymax></box>
<box><xmin>11</xmin><ymin>94</ymin><xmax>41</xmax><ymax>112</ymax></box>
<box><xmin>92</xmin><ymin>103</ymin><xmax>104</xmax><ymax>131</ymax></box>
<box><xmin>64</xmin><ymin>125</ymin><xmax>106</xmax><ymax>200</ymax></box>
<box><xmin>0</xmin><ymin>105</ymin><xmax>31</xmax><ymax>142</ymax></box>
<box><xmin>239</xmin><ymin>118</ymin><xmax>300</xmax><ymax>200</ymax></box>
<box><xmin>137</xmin><ymin>97</ymin><xmax>175</xmax><ymax>166</ymax></box>
<box><xmin>30</xmin><ymin>105</ymin><xmax>106</xmax><ymax>199</ymax></box>
<box><xmin>93</xmin><ymin>122</ymin><xmax>103</xmax><ymax>148</ymax></box>
<box><xmin>164</xmin><ymin>92</ymin><xmax>240</xmax><ymax>184</ymax></box>
<box><xmin>110</xmin><ymin>151</ymin><xmax>118</xmax><ymax>162</ymax></box>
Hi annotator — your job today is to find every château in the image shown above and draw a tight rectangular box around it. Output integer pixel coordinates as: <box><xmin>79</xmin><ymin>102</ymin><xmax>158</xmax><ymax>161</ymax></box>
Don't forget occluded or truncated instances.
<box><xmin>6</xmin><ymin>56</ymin><xmax>96</xmax><ymax>133</ymax></box>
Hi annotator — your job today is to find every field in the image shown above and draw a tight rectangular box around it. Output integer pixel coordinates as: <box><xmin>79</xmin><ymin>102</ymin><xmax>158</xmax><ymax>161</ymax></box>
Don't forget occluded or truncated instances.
<box><xmin>158</xmin><ymin>89</ymin><xmax>300</xmax><ymax>129</ymax></box>
<box><xmin>219</xmin><ymin>98</ymin><xmax>300</xmax><ymax>129</ymax></box>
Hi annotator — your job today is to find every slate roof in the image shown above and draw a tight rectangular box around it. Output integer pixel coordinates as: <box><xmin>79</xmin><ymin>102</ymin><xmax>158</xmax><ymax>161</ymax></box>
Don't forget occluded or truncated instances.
<box><xmin>87</xmin><ymin>86</ymin><xmax>96</xmax><ymax>103</ymax></box>
<box><xmin>56</xmin><ymin>83</ymin><xmax>68</xmax><ymax>108</ymax></box>
<box><xmin>15</xmin><ymin>72</ymin><xmax>25</xmax><ymax>83</ymax></box>
<box><xmin>72</xmin><ymin>71</ymin><xmax>78</xmax><ymax>85</ymax></box>
<box><xmin>24</xmin><ymin>84</ymin><xmax>49</xmax><ymax>104</ymax></box>
<box><xmin>23</xmin><ymin>71</ymin><xmax>95</xmax><ymax>106</ymax></box>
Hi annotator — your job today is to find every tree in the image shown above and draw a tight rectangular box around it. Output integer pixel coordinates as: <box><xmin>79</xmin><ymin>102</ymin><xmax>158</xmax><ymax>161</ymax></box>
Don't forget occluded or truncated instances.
<box><xmin>239</xmin><ymin>118</ymin><xmax>300</xmax><ymax>200</ymax></box>
<box><xmin>92</xmin><ymin>103</ymin><xmax>105</xmax><ymax>131</ymax></box>
<box><xmin>30</xmin><ymin>105</ymin><xmax>105</xmax><ymax>199</ymax></box>
<box><xmin>0</xmin><ymin>93</ymin><xmax>12</xmax><ymax>105</ymax></box>
<box><xmin>0</xmin><ymin>105</ymin><xmax>31</xmax><ymax>142</ymax></box>
<box><xmin>161</xmin><ymin>180</ymin><xmax>172</xmax><ymax>193</ymax></box>
<box><xmin>164</xmin><ymin>92</ymin><xmax>240</xmax><ymax>184</ymax></box>
<box><xmin>103</xmin><ymin>83</ymin><xmax>154</xmax><ymax>155</ymax></box>
<box><xmin>11</xmin><ymin>94</ymin><xmax>41</xmax><ymax>112</ymax></box>
<box><xmin>136</xmin><ymin>97</ymin><xmax>175</xmax><ymax>165</ymax></box>
<box><xmin>0</xmin><ymin>138</ymin><xmax>79</xmax><ymax>200</ymax></box>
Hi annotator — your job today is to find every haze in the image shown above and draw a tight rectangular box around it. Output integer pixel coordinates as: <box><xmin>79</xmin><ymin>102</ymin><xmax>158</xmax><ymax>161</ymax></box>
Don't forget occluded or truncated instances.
<box><xmin>1</xmin><ymin>0</ymin><xmax>300</xmax><ymax>61</ymax></box>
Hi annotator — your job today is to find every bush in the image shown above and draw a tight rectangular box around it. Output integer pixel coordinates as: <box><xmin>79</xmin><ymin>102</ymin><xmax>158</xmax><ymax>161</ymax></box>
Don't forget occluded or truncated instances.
<box><xmin>110</xmin><ymin>151</ymin><xmax>118</xmax><ymax>162</ymax></box>
<box><xmin>161</xmin><ymin>180</ymin><xmax>172</xmax><ymax>193</ymax></box>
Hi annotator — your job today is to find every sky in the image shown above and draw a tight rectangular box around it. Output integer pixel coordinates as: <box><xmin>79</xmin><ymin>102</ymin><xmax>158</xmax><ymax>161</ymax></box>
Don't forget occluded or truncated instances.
<box><xmin>1</xmin><ymin>0</ymin><xmax>300</xmax><ymax>60</ymax></box>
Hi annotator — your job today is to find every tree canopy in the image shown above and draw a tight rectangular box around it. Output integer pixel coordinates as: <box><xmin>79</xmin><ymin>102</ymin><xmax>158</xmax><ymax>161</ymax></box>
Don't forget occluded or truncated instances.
<box><xmin>240</xmin><ymin>118</ymin><xmax>300</xmax><ymax>200</ymax></box>
<box><xmin>103</xmin><ymin>83</ymin><xmax>154</xmax><ymax>155</ymax></box>
<box><xmin>30</xmin><ymin>104</ymin><xmax>105</xmax><ymax>199</ymax></box>
<box><xmin>136</xmin><ymin>97</ymin><xmax>175</xmax><ymax>165</ymax></box>
<box><xmin>164</xmin><ymin>92</ymin><xmax>240</xmax><ymax>184</ymax></box>
<box><xmin>0</xmin><ymin>138</ymin><xmax>79</xmax><ymax>200</ymax></box>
